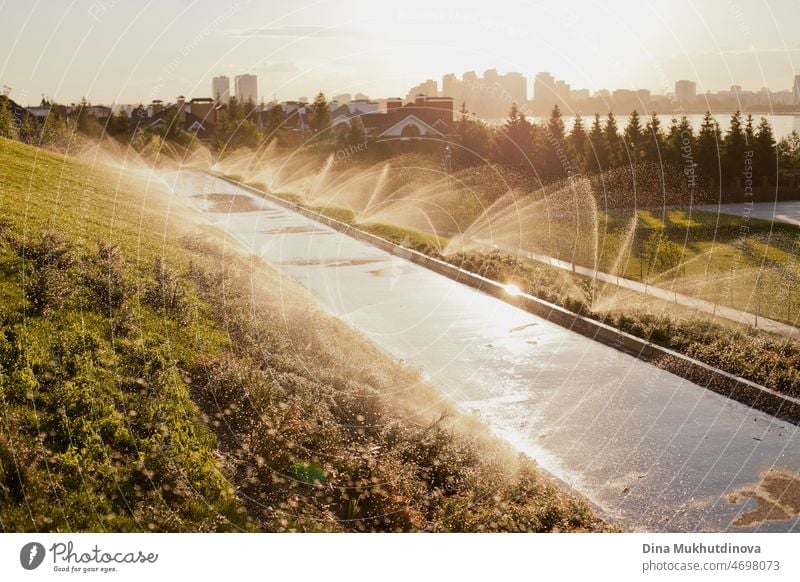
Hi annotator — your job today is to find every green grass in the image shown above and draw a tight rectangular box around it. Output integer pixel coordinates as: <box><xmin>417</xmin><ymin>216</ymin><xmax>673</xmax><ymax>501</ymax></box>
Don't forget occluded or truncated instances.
<box><xmin>527</xmin><ymin>207</ymin><xmax>800</xmax><ymax>324</ymax></box>
<box><xmin>0</xmin><ymin>139</ymin><xmax>244</xmax><ymax>531</ymax></box>
<box><xmin>0</xmin><ymin>138</ymin><xmax>605</xmax><ymax>532</ymax></box>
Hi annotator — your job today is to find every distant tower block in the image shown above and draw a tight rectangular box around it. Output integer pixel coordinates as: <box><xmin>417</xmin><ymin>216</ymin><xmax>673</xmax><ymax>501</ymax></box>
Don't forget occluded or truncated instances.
<box><xmin>235</xmin><ymin>74</ymin><xmax>258</xmax><ymax>107</ymax></box>
<box><xmin>212</xmin><ymin>76</ymin><xmax>230</xmax><ymax>105</ymax></box>
<box><xmin>793</xmin><ymin>75</ymin><xmax>800</xmax><ymax>106</ymax></box>
<box><xmin>675</xmin><ymin>79</ymin><xmax>697</xmax><ymax>103</ymax></box>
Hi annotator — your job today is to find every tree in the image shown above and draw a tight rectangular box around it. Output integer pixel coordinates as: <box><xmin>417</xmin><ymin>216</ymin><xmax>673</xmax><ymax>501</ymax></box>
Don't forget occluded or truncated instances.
<box><xmin>542</xmin><ymin>105</ymin><xmax>567</xmax><ymax>180</ymax></box>
<box><xmin>777</xmin><ymin>130</ymin><xmax>800</xmax><ymax>170</ymax></box>
<box><xmin>74</xmin><ymin>98</ymin><xmax>103</xmax><ymax>138</ymax></box>
<box><xmin>665</xmin><ymin>116</ymin><xmax>692</xmax><ymax>168</ymax></box>
<box><xmin>226</xmin><ymin>96</ymin><xmax>242</xmax><ymax>125</ymax></box>
<box><xmin>744</xmin><ymin>114</ymin><xmax>755</xmax><ymax>147</ymax></box>
<box><xmin>493</xmin><ymin>103</ymin><xmax>533</xmax><ymax>173</ymax></box>
<box><xmin>604</xmin><ymin>112</ymin><xmax>623</xmax><ymax>167</ymax></box>
<box><xmin>623</xmin><ymin>110</ymin><xmax>645</xmax><ymax>167</ymax></box>
<box><xmin>346</xmin><ymin>115</ymin><xmax>366</xmax><ymax>148</ymax></box>
<box><xmin>568</xmin><ymin>114</ymin><xmax>587</xmax><ymax>172</ymax></box>
<box><xmin>453</xmin><ymin>102</ymin><xmax>492</xmax><ymax>166</ymax></box>
<box><xmin>585</xmin><ymin>113</ymin><xmax>608</xmax><ymax>173</ymax></box>
<box><xmin>695</xmin><ymin>111</ymin><xmax>721</xmax><ymax>189</ymax></box>
<box><xmin>723</xmin><ymin>111</ymin><xmax>746</xmax><ymax>186</ymax></box>
<box><xmin>41</xmin><ymin>109</ymin><xmax>68</xmax><ymax>147</ymax></box>
<box><xmin>643</xmin><ymin>112</ymin><xmax>665</xmax><ymax>166</ymax></box>
<box><xmin>160</xmin><ymin>107</ymin><xmax>189</xmax><ymax>145</ymax></box>
<box><xmin>20</xmin><ymin>113</ymin><xmax>38</xmax><ymax>144</ymax></box>
<box><xmin>308</xmin><ymin>92</ymin><xmax>332</xmax><ymax>136</ymax></box>
<box><xmin>264</xmin><ymin>104</ymin><xmax>284</xmax><ymax>142</ymax></box>
<box><xmin>754</xmin><ymin>117</ymin><xmax>777</xmax><ymax>185</ymax></box>
<box><xmin>106</xmin><ymin>107</ymin><xmax>130</xmax><ymax>137</ymax></box>
<box><xmin>0</xmin><ymin>95</ymin><xmax>18</xmax><ymax>140</ymax></box>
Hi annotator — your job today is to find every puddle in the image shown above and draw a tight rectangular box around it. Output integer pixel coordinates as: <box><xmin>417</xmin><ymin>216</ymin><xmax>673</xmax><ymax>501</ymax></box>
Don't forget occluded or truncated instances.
<box><xmin>510</xmin><ymin>322</ymin><xmax>538</xmax><ymax>333</ymax></box>
<box><xmin>261</xmin><ymin>225</ymin><xmax>329</xmax><ymax>235</ymax></box>
<box><xmin>728</xmin><ymin>468</ymin><xmax>800</xmax><ymax>527</ymax></box>
<box><xmin>326</xmin><ymin>258</ymin><xmax>385</xmax><ymax>268</ymax></box>
<box><xmin>193</xmin><ymin>193</ymin><xmax>263</xmax><ymax>213</ymax></box>
<box><xmin>282</xmin><ymin>257</ymin><xmax>385</xmax><ymax>268</ymax></box>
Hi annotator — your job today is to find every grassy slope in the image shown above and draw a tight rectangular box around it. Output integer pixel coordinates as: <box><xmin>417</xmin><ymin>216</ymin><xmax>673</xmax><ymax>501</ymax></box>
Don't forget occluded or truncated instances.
<box><xmin>0</xmin><ymin>138</ymin><xmax>604</xmax><ymax>532</ymax></box>
<box><xmin>540</xmin><ymin>208</ymin><xmax>800</xmax><ymax>324</ymax></box>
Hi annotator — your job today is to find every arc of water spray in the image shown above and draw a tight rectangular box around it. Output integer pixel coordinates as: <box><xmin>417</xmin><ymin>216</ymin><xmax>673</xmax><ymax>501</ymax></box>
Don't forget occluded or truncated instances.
<box><xmin>362</xmin><ymin>163</ymin><xmax>391</xmax><ymax>216</ymax></box>
<box><xmin>307</xmin><ymin>154</ymin><xmax>335</xmax><ymax>202</ymax></box>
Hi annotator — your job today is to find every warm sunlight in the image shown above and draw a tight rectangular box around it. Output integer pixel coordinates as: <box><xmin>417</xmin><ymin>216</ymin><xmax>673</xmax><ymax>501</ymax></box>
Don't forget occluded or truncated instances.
<box><xmin>3</xmin><ymin>0</ymin><xmax>800</xmax><ymax>575</ymax></box>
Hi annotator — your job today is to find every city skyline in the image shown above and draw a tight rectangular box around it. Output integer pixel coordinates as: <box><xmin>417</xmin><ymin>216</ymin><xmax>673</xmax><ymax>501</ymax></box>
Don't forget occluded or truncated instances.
<box><xmin>11</xmin><ymin>66</ymin><xmax>800</xmax><ymax>110</ymax></box>
<box><xmin>2</xmin><ymin>0</ymin><xmax>800</xmax><ymax>105</ymax></box>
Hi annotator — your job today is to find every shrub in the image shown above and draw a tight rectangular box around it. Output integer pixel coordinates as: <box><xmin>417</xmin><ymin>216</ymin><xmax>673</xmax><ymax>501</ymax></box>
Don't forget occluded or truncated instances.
<box><xmin>19</xmin><ymin>230</ymin><xmax>77</xmax><ymax>315</ymax></box>
<box><xmin>83</xmin><ymin>240</ymin><xmax>133</xmax><ymax>311</ymax></box>
<box><xmin>144</xmin><ymin>256</ymin><xmax>189</xmax><ymax>318</ymax></box>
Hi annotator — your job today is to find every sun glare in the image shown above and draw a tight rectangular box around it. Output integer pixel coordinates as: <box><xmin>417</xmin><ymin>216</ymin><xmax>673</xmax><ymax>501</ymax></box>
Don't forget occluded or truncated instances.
<box><xmin>504</xmin><ymin>283</ymin><xmax>522</xmax><ymax>296</ymax></box>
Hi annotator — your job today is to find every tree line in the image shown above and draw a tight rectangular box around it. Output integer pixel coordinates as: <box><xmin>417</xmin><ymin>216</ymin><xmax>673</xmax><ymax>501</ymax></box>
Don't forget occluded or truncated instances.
<box><xmin>450</xmin><ymin>104</ymin><xmax>792</xmax><ymax>192</ymax></box>
<box><xmin>4</xmin><ymin>91</ymin><xmax>800</xmax><ymax>197</ymax></box>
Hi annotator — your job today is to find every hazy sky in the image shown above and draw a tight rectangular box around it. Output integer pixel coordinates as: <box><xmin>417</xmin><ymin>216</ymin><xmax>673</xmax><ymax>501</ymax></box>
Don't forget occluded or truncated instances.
<box><xmin>1</xmin><ymin>0</ymin><xmax>799</xmax><ymax>105</ymax></box>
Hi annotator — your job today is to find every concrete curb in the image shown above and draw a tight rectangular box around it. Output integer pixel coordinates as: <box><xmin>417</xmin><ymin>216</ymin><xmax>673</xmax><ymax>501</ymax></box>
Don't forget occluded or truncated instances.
<box><xmin>218</xmin><ymin>174</ymin><xmax>800</xmax><ymax>426</ymax></box>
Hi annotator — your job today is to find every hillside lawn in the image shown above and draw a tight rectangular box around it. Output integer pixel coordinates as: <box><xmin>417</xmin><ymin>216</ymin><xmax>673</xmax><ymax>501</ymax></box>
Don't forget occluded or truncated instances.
<box><xmin>0</xmin><ymin>137</ymin><xmax>604</xmax><ymax>532</ymax></box>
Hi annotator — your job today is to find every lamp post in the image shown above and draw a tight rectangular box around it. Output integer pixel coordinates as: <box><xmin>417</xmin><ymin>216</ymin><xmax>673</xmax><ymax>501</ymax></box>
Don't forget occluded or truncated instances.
<box><xmin>442</xmin><ymin>144</ymin><xmax>452</xmax><ymax>195</ymax></box>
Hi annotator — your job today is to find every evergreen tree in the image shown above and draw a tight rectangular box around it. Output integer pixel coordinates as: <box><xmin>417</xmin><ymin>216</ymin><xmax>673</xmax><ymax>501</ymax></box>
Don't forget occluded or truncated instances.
<box><xmin>264</xmin><ymin>104</ymin><xmax>284</xmax><ymax>141</ymax></box>
<box><xmin>493</xmin><ymin>103</ymin><xmax>534</xmax><ymax>173</ymax></box>
<box><xmin>346</xmin><ymin>115</ymin><xmax>366</xmax><ymax>147</ymax></box>
<box><xmin>723</xmin><ymin>111</ymin><xmax>746</xmax><ymax>186</ymax></box>
<box><xmin>744</xmin><ymin>114</ymin><xmax>755</xmax><ymax>147</ymax></box>
<box><xmin>754</xmin><ymin>117</ymin><xmax>777</xmax><ymax>185</ymax></box>
<box><xmin>309</xmin><ymin>92</ymin><xmax>332</xmax><ymax>136</ymax></box>
<box><xmin>643</xmin><ymin>112</ymin><xmax>665</xmax><ymax>165</ymax></box>
<box><xmin>543</xmin><ymin>105</ymin><xmax>567</xmax><ymax>180</ymax></box>
<box><xmin>454</xmin><ymin>102</ymin><xmax>491</xmax><ymax>166</ymax></box>
<box><xmin>108</xmin><ymin>107</ymin><xmax>130</xmax><ymax>136</ymax></box>
<box><xmin>74</xmin><ymin>98</ymin><xmax>103</xmax><ymax>138</ymax></box>
<box><xmin>160</xmin><ymin>107</ymin><xmax>190</xmax><ymax>146</ymax></box>
<box><xmin>41</xmin><ymin>109</ymin><xmax>68</xmax><ymax>146</ymax></box>
<box><xmin>20</xmin><ymin>113</ymin><xmax>38</xmax><ymax>144</ymax></box>
<box><xmin>0</xmin><ymin>95</ymin><xmax>18</xmax><ymax>140</ymax></box>
<box><xmin>623</xmin><ymin>110</ymin><xmax>645</xmax><ymax>166</ymax></box>
<box><xmin>585</xmin><ymin>113</ymin><xmax>608</xmax><ymax>173</ymax></box>
<box><xmin>604</xmin><ymin>112</ymin><xmax>623</xmax><ymax>167</ymax></box>
<box><xmin>695</xmin><ymin>111</ymin><xmax>721</xmax><ymax>188</ymax></box>
<box><xmin>777</xmin><ymin>130</ymin><xmax>800</xmax><ymax>170</ymax></box>
<box><xmin>243</xmin><ymin>98</ymin><xmax>256</xmax><ymax>119</ymax></box>
<box><xmin>666</xmin><ymin>116</ymin><xmax>693</xmax><ymax>168</ymax></box>
<box><xmin>568</xmin><ymin>114</ymin><xmax>587</xmax><ymax>173</ymax></box>
<box><xmin>226</xmin><ymin>96</ymin><xmax>242</xmax><ymax>124</ymax></box>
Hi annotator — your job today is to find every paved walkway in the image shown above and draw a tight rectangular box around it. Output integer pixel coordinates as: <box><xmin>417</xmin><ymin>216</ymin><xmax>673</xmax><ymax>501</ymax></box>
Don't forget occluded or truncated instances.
<box><xmin>697</xmin><ymin>201</ymin><xmax>800</xmax><ymax>226</ymax></box>
<box><xmin>494</xmin><ymin>245</ymin><xmax>800</xmax><ymax>339</ymax></box>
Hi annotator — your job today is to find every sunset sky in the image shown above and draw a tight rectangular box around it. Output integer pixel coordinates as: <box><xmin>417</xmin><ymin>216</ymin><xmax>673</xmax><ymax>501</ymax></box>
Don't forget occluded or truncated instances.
<box><xmin>1</xmin><ymin>0</ymin><xmax>799</xmax><ymax>105</ymax></box>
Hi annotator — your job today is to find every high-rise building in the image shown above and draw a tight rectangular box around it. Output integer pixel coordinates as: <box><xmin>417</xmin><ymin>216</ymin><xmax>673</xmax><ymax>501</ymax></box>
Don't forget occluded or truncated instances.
<box><xmin>555</xmin><ymin>80</ymin><xmax>571</xmax><ymax>105</ymax></box>
<box><xmin>406</xmin><ymin>79</ymin><xmax>438</xmax><ymax>101</ymax></box>
<box><xmin>793</xmin><ymin>75</ymin><xmax>800</xmax><ymax>106</ymax></box>
<box><xmin>212</xmin><ymin>76</ymin><xmax>230</xmax><ymax>104</ymax></box>
<box><xmin>442</xmin><ymin>73</ymin><xmax>458</xmax><ymax>97</ymax></box>
<box><xmin>235</xmin><ymin>74</ymin><xmax>258</xmax><ymax>106</ymax></box>
<box><xmin>675</xmin><ymin>80</ymin><xmax>696</xmax><ymax>103</ymax></box>
<box><xmin>499</xmin><ymin>71</ymin><xmax>527</xmax><ymax>106</ymax></box>
<box><xmin>534</xmin><ymin>72</ymin><xmax>556</xmax><ymax>104</ymax></box>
